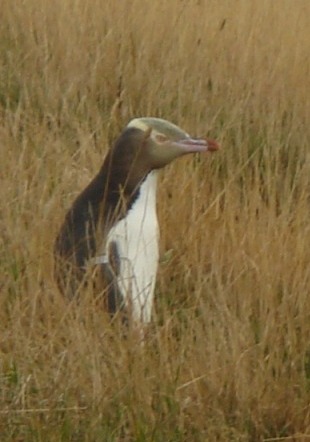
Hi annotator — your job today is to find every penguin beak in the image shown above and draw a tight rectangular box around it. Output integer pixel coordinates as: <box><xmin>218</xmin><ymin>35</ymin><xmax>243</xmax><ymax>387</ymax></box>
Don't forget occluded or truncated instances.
<box><xmin>171</xmin><ymin>138</ymin><xmax>220</xmax><ymax>154</ymax></box>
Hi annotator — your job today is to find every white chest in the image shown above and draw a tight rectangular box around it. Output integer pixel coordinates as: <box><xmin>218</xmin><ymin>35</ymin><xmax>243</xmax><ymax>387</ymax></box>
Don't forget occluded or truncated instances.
<box><xmin>102</xmin><ymin>172</ymin><xmax>159</xmax><ymax>322</ymax></box>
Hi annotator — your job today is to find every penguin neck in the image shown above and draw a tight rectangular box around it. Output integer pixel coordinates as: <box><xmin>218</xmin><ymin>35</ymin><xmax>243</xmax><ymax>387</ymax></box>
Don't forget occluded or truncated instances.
<box><xmin>98</xmin><ymin>169</ymin><xmax>159</xmax><ymax>239</ymax></box>
<box><xmin>100</xmin><ymin>171</ymin><xmax>159</xmax><ymax>261</ymax></box>
<box><xmin>128</xmin><ymin>171</ymin><xmax>158</xmax><ymax>217</ymax></box>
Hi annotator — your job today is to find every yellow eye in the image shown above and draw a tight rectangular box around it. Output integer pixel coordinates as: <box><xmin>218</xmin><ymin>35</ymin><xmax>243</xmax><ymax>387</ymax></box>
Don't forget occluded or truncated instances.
<box><xmin>155</xmin><ymin>134</ymin><xmax>168</xmax><ymax>143</ymax></box>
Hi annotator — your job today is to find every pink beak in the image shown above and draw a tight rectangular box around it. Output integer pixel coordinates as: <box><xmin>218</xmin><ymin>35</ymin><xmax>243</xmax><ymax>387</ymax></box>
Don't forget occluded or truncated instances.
<box><xmin>172</xmin><ymin>137</ymin><xmax>220</xmax><ymax>154</ymax></box>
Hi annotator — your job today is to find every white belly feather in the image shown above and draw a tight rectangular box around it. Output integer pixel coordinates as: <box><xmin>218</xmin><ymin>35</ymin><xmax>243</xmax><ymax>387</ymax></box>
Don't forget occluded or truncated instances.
<box><xmin>102</xmin><ymin>172</ymin><xmax>159</xmax><ymax>323</ymax></box>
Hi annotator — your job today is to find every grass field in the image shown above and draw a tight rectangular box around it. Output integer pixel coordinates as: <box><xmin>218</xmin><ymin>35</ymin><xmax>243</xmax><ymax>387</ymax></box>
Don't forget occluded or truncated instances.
<box><xmin>1</xmin><ymin>0</ymin><xmax>310</xmax><ymax>440</ymax></box>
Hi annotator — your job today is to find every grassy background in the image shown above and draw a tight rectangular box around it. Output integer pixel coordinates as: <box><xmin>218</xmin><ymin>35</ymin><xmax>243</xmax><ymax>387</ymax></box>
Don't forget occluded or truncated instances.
<box><xmin>1</xmin><ymin>0</ymin><xmax>310</xmax><ymax>440</ymax></box>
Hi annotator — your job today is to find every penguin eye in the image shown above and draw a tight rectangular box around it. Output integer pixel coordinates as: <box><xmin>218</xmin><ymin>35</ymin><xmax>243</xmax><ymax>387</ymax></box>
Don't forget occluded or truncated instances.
<box><xmin>155</xmin><ymin>134</ymin><xmax>168</xmax><ymax>144</ymax></box>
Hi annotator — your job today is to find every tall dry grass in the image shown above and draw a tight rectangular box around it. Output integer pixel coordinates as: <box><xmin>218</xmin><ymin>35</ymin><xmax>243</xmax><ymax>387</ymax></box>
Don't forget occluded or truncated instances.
<box><xmin>1</xmin><ymin>0</ymin><xmax>310</xmax><ymax>440</ymax></box>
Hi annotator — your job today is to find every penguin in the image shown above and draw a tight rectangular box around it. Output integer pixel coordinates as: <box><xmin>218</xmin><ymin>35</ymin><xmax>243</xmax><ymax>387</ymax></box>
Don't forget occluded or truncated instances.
<box><xmin>54</xmin><ymin>117</ymin><xmax>219</xmax><ymax>323</ymax></box>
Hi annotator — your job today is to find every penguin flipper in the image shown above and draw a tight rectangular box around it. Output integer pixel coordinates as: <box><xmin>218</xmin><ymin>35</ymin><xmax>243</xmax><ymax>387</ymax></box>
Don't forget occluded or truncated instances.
<box><xmin>94</xmin><ymin>241</ymin><xmax>127</xmax><ymax>318</ymax></box>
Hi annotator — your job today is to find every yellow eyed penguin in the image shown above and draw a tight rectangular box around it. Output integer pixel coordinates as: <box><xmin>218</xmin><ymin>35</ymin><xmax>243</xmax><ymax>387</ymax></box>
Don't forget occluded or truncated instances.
<box><xmin>54</xmin><ymin>118</ymin><xmax>219</xmax><ymax>323</ymax></box>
